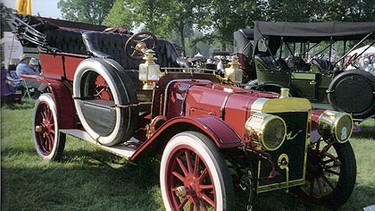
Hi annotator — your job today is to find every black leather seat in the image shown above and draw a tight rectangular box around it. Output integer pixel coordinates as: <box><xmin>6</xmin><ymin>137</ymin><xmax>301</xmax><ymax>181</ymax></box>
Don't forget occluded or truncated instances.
<box><xmin>255</xmin><ymin>55</ymin><xmax>290</xmax><ymax>71</ymax></box>
<box><xmin>81</xmin><ymin>31</ymin><xmax>180</xmax><ymax>70</ymax></box>
<box><xmin>311</xmin><ymin>58</ymin><xmax>334</xmax><ymax>73</ymax></box>
<box><xmin>43</xmin><ymin>28</ymin><xmax>87</xmax><ymax>55</ymax></box>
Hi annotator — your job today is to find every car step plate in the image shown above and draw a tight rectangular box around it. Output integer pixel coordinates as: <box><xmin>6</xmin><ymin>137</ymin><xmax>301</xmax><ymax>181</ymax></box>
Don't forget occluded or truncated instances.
<box><xmin>60</xmin><ymin>129</ymin><xmax>136</xmax><ymax>159</ymax></box>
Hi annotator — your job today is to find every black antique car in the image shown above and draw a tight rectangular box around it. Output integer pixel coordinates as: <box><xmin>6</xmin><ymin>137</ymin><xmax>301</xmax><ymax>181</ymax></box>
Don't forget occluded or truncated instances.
<box><xmin>235</xmin><ymin>22</ymin><xmax>375</xmax><ymax>120</ymax></box>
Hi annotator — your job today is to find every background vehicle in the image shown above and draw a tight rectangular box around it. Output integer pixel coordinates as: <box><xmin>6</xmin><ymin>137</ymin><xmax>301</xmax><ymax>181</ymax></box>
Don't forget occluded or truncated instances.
<box><xmin>9</xmin><ymin>14</ymin><xmax>357</xmax><ymax>210</ymax></box>
<box><xmin>235</xmin><ymin>22</ymin><xmax>375</xmax><ymax>121</ymax></box>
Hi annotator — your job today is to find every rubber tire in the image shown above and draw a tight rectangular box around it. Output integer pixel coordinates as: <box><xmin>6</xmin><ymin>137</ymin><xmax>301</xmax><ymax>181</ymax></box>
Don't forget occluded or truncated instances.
<box><xmin>295</xmin><ymin>141</ymin><xmax>356</xmax><ymax>210</ymax></box>
<box><xmin>160</xmin><ymin>131</ymin><xmax>235</xmax><ymax>211</ymax></box>
<box><xmin>73</xmin><ymin>58</ymin><xmax>138</xmax><ymax>146</ymax></box>
<box><xmin>33</xmin><ymin>93</ymin><xmax>65</xmax><ymax>160</ymax></box>
<box><xmin>328</xmin><ymin>70</ymin><xmax>375</xmax><ymax>119</ymax></box>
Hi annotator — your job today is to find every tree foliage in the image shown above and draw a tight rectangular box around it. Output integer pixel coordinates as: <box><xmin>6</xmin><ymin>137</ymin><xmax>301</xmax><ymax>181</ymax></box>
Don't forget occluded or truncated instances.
<box><xmin>103</xmin><ymin>0</ymin><xmax>133</xmax><ymax>29</ymax></box>
<box><xmin>196</xmin><ymin>0</ymin><xmax>261</xmax><ymax>50</ymax></box>
<box><xmin>322</xmin><ymin>0</ymin><xmax>375</xmax><ymax>21</ymax></box>
<box><xmin>58</xmin><ymin>0</ymin><xmax>375</xmax><ymax>54</ymax></box>
<box><xmin>58</xmin><ymin>0</ymin><xmax>115</xmax><ymax>25</ymax></box>
<box><xmin>104</xmin><ymin>0</ymin><xmax>210</xmax><ymax>55</ymax></box>
<box><xmin>1</xmin><ymin>3</ymin><xmax>15</xmax><ymax>37</ymax></box>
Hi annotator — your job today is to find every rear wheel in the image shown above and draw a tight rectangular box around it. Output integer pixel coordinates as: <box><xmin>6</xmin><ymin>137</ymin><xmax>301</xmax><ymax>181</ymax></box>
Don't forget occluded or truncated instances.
<box><xmin>33</xmin><ymin>93</ymin><xmax>65</xmax><ymax>160</ymax></box>
<box><xmin>295</xmin><ymin>140</ymin><xmax>356</xmax><ymax>210</ymax></box>
<box><xmin>160</xmin><ymin>131</ymin><xmax>235</xmax><ymax>210</ymax></box>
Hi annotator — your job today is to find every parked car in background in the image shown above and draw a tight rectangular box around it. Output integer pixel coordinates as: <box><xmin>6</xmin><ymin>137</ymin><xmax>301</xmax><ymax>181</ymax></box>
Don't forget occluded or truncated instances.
<box><xmin>235</xmin><ymin>22</ymin><xmax>375</xmax><ymax>120</ymax></box>
<box><xmin>9</xmin><ymin>14</ymin><xmax>358</xmax><ymax>210</ymax></box>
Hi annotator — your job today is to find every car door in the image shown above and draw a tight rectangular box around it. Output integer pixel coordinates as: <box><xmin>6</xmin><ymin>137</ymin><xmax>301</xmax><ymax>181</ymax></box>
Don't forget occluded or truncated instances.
<box><xmin>291</xmin><ymin>72</ymin><xmax>318</xmax><ymax>101</ymax></box>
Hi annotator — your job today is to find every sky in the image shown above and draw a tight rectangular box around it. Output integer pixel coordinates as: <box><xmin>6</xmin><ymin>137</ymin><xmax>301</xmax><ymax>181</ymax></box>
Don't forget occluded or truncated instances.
<box><xmin>3</xmin><ymin>0</ymin><xmax>62</xmax><ymax>18</ymax></box>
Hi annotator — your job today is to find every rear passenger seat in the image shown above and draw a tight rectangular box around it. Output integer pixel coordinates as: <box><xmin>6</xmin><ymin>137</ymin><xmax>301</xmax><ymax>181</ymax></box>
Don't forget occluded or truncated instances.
<box><xmin>43</xmin><ymin>28</ymin><xmax>87</xmax><ymax>55</ymax></box>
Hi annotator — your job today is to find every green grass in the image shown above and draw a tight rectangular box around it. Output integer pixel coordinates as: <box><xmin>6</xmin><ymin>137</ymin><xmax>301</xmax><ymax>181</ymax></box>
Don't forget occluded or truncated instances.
<box><xmin>1</xmin><ymin>99</ymin><xmax>375</xmax><ymax>211</ymax></box>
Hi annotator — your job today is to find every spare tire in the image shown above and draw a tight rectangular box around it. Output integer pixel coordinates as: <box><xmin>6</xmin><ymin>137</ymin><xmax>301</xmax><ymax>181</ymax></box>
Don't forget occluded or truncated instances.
<box><xmin>327</xmin><ymin>70</ymin><xmax>375</xmax><ymax>119</ymax></box>
<box><xmin>73</xmin><ymin>58</ymin><xmax>138</xmax><ymax>146</ymax></box>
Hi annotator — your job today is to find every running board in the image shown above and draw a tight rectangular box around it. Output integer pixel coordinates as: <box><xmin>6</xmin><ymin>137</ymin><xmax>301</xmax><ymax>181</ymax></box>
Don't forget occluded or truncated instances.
<box><xmin>60</xmin><ymin>129</ymin><xmax>136</xmax><ymax>159</ymax></box>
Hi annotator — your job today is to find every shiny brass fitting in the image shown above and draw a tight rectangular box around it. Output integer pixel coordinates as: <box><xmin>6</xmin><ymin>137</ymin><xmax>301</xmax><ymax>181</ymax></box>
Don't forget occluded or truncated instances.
<box><xmin>280</xmin><ymin>88</ymin><xmax>290</xmax><ymax>98</ymax></box>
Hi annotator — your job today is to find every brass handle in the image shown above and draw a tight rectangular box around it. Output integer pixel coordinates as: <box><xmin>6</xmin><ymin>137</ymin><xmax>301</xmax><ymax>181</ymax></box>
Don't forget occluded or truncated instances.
<box><xmin>310</xmin><ymin>80</ymin><xmax>317</xmax><ymax>85</ymax></box>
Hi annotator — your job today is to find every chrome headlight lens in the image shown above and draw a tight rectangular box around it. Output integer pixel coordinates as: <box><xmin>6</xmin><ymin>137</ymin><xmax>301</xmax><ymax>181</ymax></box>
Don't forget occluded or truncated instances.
<box><xmin>318</xmin><ymin>110</ymin><xmax>353</xmax><ymax>143</ymax></box>
<box><xmin>245</xmin><ymin>113</ymin><xmax>286</xmax><ymax>151</ymax></box>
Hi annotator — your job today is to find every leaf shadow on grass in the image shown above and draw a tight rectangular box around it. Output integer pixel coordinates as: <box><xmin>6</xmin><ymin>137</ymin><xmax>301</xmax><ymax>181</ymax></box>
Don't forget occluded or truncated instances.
<box><xmin>353</xmin><ymin>119</ymin><xmax>375</xmax><ymax>139</ymax></box>
<box><xmin>343</xmin><ymin>185</ymin><xmax>375</xmax><ymax>210</ymax></box>
<box><xmin>2</xmin><ymin>148</ymin><xmax>164</xmax><ymax>211</ymax></box>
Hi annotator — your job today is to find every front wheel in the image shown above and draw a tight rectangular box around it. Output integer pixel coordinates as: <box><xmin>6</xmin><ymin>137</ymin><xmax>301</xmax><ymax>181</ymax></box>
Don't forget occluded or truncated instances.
<box><xmin>160</xmin><ymin>131</ymin><xmax>235</xmax><ymax>210</ymax></box>
<box><xmin>294</xmin><ymin>140</ymin><xmax>356</xmax><ymax>210</ymax></box>
<box><xmin>33</xmin><ymin>93</ymin><xmax>65</xmax><ymax>160</ymax></box>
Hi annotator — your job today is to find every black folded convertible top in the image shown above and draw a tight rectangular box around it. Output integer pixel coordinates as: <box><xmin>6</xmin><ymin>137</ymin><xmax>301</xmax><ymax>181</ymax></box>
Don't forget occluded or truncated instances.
<box><xmin>254</xmin><ymin>21</ymin><xmax>375</xmax><ymax>43</ymax></box>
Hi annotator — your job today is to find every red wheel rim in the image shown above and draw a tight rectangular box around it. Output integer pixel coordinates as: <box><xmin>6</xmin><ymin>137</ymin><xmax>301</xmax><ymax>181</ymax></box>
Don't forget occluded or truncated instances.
<box><xmin>165</xmin><ymin>145</ymin><xmax>217</xmax><ymax>210</ymax></box>
<box><xmin>34</xmin><ymin>101</ymin><xmax>56</xmax><ymax>156</ymax></box>
<box><xmin>93</xmin><ymin>75</ymin><xmax>113</xmax><ymax>100</ymax></box>
<box><xmin>304</xmin><ymin>141</ymin><xmax>341</xmax><ymax>199</ymax></box>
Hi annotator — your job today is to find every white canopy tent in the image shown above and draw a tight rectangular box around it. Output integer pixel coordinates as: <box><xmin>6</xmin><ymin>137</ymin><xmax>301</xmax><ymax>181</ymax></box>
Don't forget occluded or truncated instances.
<box><xmin>348</xmin><ymin>45</ymin><xmax>375</xmax><ymax>56</ymax></box>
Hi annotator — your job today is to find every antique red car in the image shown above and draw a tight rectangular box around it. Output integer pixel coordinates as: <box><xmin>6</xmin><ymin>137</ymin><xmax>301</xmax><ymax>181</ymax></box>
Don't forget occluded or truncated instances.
<box><xmin>9</xmin><ymin>14</ymin><xmax>357</xmax><ymax>210</ymax></box>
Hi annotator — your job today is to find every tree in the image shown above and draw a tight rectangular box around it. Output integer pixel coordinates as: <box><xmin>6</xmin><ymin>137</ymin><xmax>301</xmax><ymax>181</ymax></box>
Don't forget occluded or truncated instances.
<box><xmin>105</xmin><ymin>0</ymin><xmax>208</xmax><ymax>56</ymax></box>
<box><xmin>1</xmin><ymin>3</ymin><xmax>14</xmax><ymax>38</ymax></box>
<box><xmin>196</xmin><ymin>0</ymin><xmax>261</xmax><ymax>51</ymax></box>
<box><xmin>263</xmin><ymin>0</ymin><xmax>323</xmax><ymax>22</ymax></box>
<box><xmin>322</xmin><ymin>0</ymin><xmax>375</xmax><ymax>21</ymax></box>
<box><xmin>103</xmin><ymin>0</ymin><xmax>133</xmax><ymax>29</ymax></box>
<box><xmin>58</xmin><ymin>0</ymin><xmax>115</xmax><ymax>25</ymax></box>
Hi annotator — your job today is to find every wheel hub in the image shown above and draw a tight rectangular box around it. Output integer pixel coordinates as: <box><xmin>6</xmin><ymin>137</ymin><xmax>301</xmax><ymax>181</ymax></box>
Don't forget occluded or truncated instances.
<box><xmin>175</xmin><ymin>186</ymin><xmax>187</xmax><ymax>197</ymax></box>
<box><xmin>35</xmin><ymin>125</ymin><xmax>43</xmax><ymax>133</ymax></box>
<box><xmin>307</xmin><ymin>150</ymin><xmax>324</xmax><ymax>179</ymax></box>
<box><xmin>182</xmin><ymin>174</ymin><xmax>202</xmax><ymax>198</ymax></box>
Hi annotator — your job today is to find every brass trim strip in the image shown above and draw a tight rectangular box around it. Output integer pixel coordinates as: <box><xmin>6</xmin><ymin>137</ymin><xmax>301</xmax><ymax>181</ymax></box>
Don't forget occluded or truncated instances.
<box><xmin>251</xmin><ymin>97</ymin><xmax>311</xmax><ymax>113</ymax></box>
<box><xmin>256</xmin><ymin>179</ymin><xmax>305</xmax><ymax>193</ymax></box>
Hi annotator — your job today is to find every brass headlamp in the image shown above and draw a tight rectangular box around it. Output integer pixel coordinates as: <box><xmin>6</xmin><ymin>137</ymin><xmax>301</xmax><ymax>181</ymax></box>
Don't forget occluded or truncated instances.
<box><xmin>317</xmin><ymin>110</ymin><xmax>353</xmax><ymax>143</ymax></box>
<box><xmin>245</xmin><ymin>113</ymin><xmax>286</xmax><ymax>151</ymax></box>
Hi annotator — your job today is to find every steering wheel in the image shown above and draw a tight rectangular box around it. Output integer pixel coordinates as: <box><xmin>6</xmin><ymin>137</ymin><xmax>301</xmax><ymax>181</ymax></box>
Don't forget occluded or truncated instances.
<box><xmin>125</xmin><ymin>31</ymin><xmax>158</xmax><ymax>60</ymax></box>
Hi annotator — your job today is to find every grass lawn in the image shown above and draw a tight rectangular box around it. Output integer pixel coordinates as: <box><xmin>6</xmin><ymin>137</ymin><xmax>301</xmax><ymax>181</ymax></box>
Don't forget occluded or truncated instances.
<box><xmin>1</xmin><ymin>99</ymin><xmax>375</xmax><ymax>210</ymax></box>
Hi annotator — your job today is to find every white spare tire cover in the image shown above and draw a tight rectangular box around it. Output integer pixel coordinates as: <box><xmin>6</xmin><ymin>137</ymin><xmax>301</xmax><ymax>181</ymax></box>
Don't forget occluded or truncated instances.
<box><xmin>73</xmin><ymin>58</ymin><xmax>138</xmax><ymax>146</ymax></box>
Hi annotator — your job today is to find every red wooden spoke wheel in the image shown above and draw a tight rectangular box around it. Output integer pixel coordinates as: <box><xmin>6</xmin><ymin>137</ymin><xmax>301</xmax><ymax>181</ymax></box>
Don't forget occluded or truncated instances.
<box><xmin>294</xmin><ymin>140</ymin><xmax>356</xmax><ymax>210</ymax></box>
<box><xmin>160</xmin><ymin>131</ymin><xmax>234</xmax><ymax>211</ymax></box>
<box><xmin>33</xmin><ymin>93</ymin><xmax>65</xmax><ymax>160</ymax></box>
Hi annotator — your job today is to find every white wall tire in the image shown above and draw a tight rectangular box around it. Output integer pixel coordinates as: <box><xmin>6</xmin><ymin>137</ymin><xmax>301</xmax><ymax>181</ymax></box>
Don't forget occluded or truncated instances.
<box><xmin>33</xmin><ymin>93</ymin><xmax>65</xmax><ymax>160</ymax></box>
<box><xmin>73</xmin><ymin>58</ymin><xmax>138</xmax><ymax>146</ymax></box>
<box><xmin>160</xmin><ymin>131</ymin><xmax>235</xmax><ymax>210</ymax></box>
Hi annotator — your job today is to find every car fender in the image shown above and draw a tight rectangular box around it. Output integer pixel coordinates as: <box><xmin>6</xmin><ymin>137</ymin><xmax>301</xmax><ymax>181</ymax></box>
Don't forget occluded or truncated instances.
<box><xmin>131</xmin><ymin>115</ymin><xmax>243</xmax><ymax>160</ymax></box>
<box><xmin>23</xmin><ymin>75</ymin><xmax>76</xmax><ymax>129</ymax></box>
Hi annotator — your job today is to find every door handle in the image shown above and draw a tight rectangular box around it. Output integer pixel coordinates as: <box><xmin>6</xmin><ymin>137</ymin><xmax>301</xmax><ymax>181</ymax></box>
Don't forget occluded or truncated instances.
<box><xmin>310</xmin><ymin>80</ymin><xmax>316</xmax><ymax>85</ymax></box>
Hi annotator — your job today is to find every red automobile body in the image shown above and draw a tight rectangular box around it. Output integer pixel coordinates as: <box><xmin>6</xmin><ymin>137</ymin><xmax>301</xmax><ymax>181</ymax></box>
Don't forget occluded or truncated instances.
<box><xmin>9</xmin><ymin>14</ymin><xmax>357</xmax><ymax>210</ymax></box>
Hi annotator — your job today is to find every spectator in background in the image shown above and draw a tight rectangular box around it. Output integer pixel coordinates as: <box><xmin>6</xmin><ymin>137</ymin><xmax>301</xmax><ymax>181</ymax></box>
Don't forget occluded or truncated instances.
<box><xmin>16</xmin><ymin>56</ymin><xmax>32</xmax><ymax>75</ymax></box>
<box><xmin>1</xmin><ymin>63</ymin><xmax>16</xmax><ymax>105</ymax></box>
<box><xmin>15</xmin><ymin>55</ymin><xmax>46</xmax><ymax>98</ymax></box>
<box><xmin>28</xmin><ymin>58</ymin><xmax>41</xmax><ymax>74</ymax></box>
